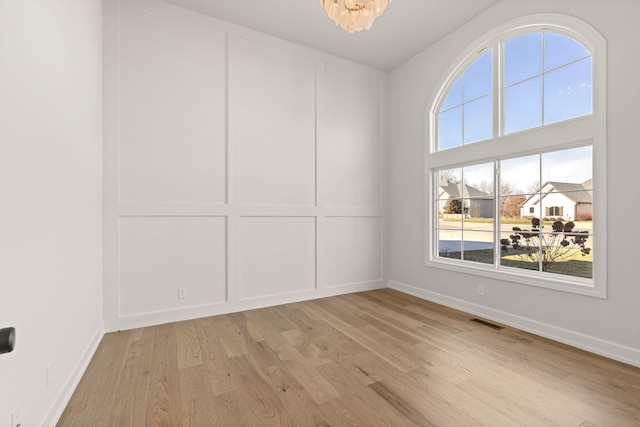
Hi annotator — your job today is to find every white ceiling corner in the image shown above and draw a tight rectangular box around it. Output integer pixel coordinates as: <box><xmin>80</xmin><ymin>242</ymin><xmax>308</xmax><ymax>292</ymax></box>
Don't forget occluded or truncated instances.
<box><xmin>161</xmin><ymin>0</ymin><xmax>501</xmax><ymax>71</ymax></box>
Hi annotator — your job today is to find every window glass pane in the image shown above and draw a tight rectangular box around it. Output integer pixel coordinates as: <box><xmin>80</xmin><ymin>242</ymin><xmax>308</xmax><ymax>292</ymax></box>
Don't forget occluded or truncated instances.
<box><xmin>504</xmin><ymin>33</ymin><xmax>543</xmax><ymax>86</ymax></box>
<box><xmin>463</xmin><ymin>162</ymin><xmax>494</xmax><ymax>197</ymax></box>
<box><xmin>463</xmin><ymin>95</ymin><xmax>493</xmax><ymax>144</ymax></box>
<box><xmin>440</xmin><ymin>76</ymin><xmax>463</xmax><ymax>111</ymax></box>
<box><xmin>463</xmin><ymin>196</ymin><xmax>494</xmax><ymax>265</ymax></box>
<box><xmin>500</xmin><ymin>229</ymin><xmax>541</xmax><ymax>272</ymax></box>
<box><xmin>500</xmin><ymin>194</ymin><xmax>528</xmax><ymax>224</ymax></box>
<box><xmin>539</xmin><ymin>230</ymin><xmax>592</xmax><ymax>278</ymax></box>
<box><xmin>544</xmin><ymin>33</ymin><xmax>590</xmax><ymax>71</ymax></box>
<box><xmin>504</xmin><ymin>76</ymin><xmax>542</xmax><ymax>134</ymax></box>
<box><xmin>497</xmin><ymin>147</ymin><xmax>593</xmax><ymax>279</ymax></box>
<box><xmin>438</xmin><ymin>168</ymin><xmax>464</xmax><ymax>227</ymax></box>
<box><xmin>438</xmin><ymin>106</ymin><xmax>462</xmax><ymax>150</ymax></box>
<box><xmin>573</xmin><ymin>191</ymin><xmax>593</xmax><ymax>221</ymax></box>
<box><xmin>463</xmin><ymin>50</ymin><xmax>493</xmax><ymax>101</ymax></box>
<box><xmin>440</xmin><ymin>198</ymin><xmax>465</xmax><ymax>220</ymax></box>
<box><xmin>539</xmin><ymin>191</ymin><xmax>592</xmax><ymax>222</ymax></box>
<box><xmin>463</xmin><ymin>231</ymin><xmax>494</xmax><ymax>265</ymax></box>
<box><xmin>466</xmin><ymin>197</ymin><xmax>495</xmax><ymax>221</ymax></box>
<box><xmin>544</xmin><ymin>57</ymin><xmax>592</xmax><ymax>124</ymax></box>
<box><xmin>438</xmin><ymin>168</ymin><xmax>462</xmax><ymax>188</ymax></box>
<box><xmin>541</xmin><ymin>146</ymin><xmax>592</xmax><ymax>187</ymax></box>
<box><xmin>438</xmin><ymin>229</ymin><xmax>462</xmax><ymax>259</ymax></box>
<box><xmin>501</xmin><ymin>155</ymin><xmax>540</xmax><ymax>196</ymax></box>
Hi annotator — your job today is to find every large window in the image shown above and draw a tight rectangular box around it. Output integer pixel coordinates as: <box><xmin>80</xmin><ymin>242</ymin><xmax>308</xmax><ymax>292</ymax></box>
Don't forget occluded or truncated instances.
<box><xmin>427</xmin><ymin>15</ymin><xmax>606</xmax><ymax>297</ymax></box>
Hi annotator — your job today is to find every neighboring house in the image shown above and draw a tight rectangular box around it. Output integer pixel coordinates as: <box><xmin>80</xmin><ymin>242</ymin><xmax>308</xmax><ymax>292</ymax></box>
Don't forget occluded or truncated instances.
<box><xmin>438</xmin><ymin>180</ymin><xmax>494</xmax><ymax>218</ymax></box>
<box><xmin>520</xmin><ymin>180</ymin><xmax>592</xmax><ymax>220</ymax></box>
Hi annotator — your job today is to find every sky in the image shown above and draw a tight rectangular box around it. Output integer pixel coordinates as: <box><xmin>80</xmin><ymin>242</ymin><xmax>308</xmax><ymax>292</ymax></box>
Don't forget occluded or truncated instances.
<box><xmin>438</xmin><ymin>32</ymin><xmax>592</xmax><ymax>151</ymax></box>
<box><xmin>440</xmin><ymin>144</ymin><xmax>592</xmax><ymax>196</ymax></box>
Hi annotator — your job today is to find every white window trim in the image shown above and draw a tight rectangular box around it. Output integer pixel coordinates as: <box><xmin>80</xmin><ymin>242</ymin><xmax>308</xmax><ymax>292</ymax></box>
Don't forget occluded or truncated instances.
<box><xmin>424</xmin><ymin>14</ymin><xmax>607</xmax><ymax>298</ymax></box>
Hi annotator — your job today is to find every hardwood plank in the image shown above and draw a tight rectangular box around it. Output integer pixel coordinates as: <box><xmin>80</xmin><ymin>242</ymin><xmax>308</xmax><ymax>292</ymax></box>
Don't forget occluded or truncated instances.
<box><xmin>315</xmin><ymin>359</ymin><xmax>376</xmax><ymax>396</ymax></box>
<box><xmin>144</xmin><ymin>324</ymin><xmax>182</xmax><ymax>427</ymax></box>
<box><xmin>320</xmin><ymin>384</ymin><xmax>429</xmax><ymax>427</ymax></box>
<box><xmin>358</xmin><ymin>313</ymin><xmax>423</xmax><ymax>345</ymax></box>
<box><xmin>213</xmin><ymin>316</ymin><xmax>249</xmax><ymax>358</ymax></box>
<box><xmin>61</xmin><ymin>330</ymin><xmax>129</xmax><ymax>414</ymax></box>
<box><xmin>311</xmin><ymin>296</ymin><xmax>369</xmax><ymax>328</ymax></box>
<box><xmin>246</xmin><ymin>340</ymin><xmax>283</xmax><ymax>370</ymax></box>
<box><xmin>206</xmin><ymin>390</ymin><xmax>248</xmax><ymax>426</ymax></box>
<box><xmin>178</xmin><ymin>365</ymin><xmax>218</xmax><ymax>427</ymax></box>
<box><xmin>62</xmin><ymin>407</ymin><xmax>112</xmax><ymax>427</ymax></box>
<box><xmin>281</xmin><ymin>328</ymin><xmax>333</xmax><ymax>367</ymax></box>
<box><xmin>262</xmin><ymin>364</ymin><xmax>333</xmax><ymax>426</ymax></box>
<box><xmin>342</xmin><ymin>292</ymin><xmax>426</xmax><ymax>329</ymax></box>
<box><xmin>283</xmin><ymin>359</ymin><xmax>341</xmax><ymax>404</ymax></box>
<box><xmin>175</xmin><ymin>320</ymin><xmax>202</xmax><ymax>369</ymax></box>
<box><xmin>59</xmin><ymin>290</ymin><xmax>640</xmax><ymax>427</ymax></box>
<box><xmin>228</xmin><ymin>354</ymin><xmax>295</xmax><ymax>426</ymax></box>
<box><xmin>409</xmin><ymin>365</ymin><xmax>519</xmax><ymax>426</ymax></box>
<box><xmin>412</xmin><ymin>323</ymin><xmax>476</xmax><ymax>354</ymax></box>
<box><xmin>194</xmin><ymin>317</ymin><xmax>239</xmax><ymax>396</ymax></box>
<box><xmin>305</xmin><ymin>302</ymin><xmax>421</xmax><ymax>372</ymax></box>
<box><xmin>626</xmin><ymin>384</ymin><xmax>640</xmax><ymax>399</ymax></box>
<box><xmin>369</xmin><ymin>360</ymin><xmax>482</xmax><ymax>426</ymax></box>
<box><xmin>108</xmin><ymin>327</ymin><xmax>154</xmax><ymax>426</ymax></box>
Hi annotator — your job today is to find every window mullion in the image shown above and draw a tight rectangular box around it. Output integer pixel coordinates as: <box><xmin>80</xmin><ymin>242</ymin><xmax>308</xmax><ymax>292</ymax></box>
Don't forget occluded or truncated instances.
<box><xmin>494</xmin><ymin>39</ymin><xmax>502</xmax><ymax>138</ymax></box>
<box><xmin>494</xmin><ymin>160</ymin><xmax>501</xmax><ymax>268</ymax></box>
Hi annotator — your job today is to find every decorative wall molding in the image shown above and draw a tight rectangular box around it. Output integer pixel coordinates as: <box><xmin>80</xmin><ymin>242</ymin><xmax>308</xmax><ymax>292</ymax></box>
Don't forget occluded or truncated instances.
<box><xmin>103</xmin><ymin>0</ymin><xmax>386</xmax><ymax>331</ymax></box>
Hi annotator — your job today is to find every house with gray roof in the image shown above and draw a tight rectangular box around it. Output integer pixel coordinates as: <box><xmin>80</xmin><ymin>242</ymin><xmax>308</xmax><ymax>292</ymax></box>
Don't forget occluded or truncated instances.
<box><xmin>520</xmin><ymin>180</ymin><xmax>593</xmax><ymax>220</ymax></box>
<box><xmin>438</xmin><ymin>180</ymin><xmax>494</xmax><ymax>218</ymax></box>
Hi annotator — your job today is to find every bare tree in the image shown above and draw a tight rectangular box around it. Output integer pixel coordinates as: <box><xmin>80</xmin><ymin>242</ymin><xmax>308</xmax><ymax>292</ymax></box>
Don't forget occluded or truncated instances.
<box><xmin>527</xmin><ymin>179</ymin><xmax>541</xmax><ymax>195</ymax></box>
<box><xmin>501</xmin><ymin>218</ymin><xmax>591</xmax><ymax>272</ymax></box>
<box><xmin>438</xmin><ymin>169</ymin><xmax>461</xmax><ymax>183</ymax></box>
<box><xmin>501</xmin><ymin>195</ymin><xmax>525</xmax><ymax>218</ymax></box>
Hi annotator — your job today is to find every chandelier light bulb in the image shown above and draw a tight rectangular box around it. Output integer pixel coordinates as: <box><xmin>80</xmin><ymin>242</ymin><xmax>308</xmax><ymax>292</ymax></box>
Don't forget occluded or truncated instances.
<box><xmin>321</xmin><ymin>0</ymin><xmax>392</xmax><ymax>33</ymax></box>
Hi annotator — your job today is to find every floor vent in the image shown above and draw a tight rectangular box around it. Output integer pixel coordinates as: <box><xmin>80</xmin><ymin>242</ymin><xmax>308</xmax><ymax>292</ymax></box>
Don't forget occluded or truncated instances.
<box><xmin>470</xmin><ymin>318</ymin><xmax>504</xmax><ymax>330</ymax></box>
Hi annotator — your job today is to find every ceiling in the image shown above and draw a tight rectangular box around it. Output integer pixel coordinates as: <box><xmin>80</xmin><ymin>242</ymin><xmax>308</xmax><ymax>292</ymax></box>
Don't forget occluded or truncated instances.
<box><xmin>162</xmin><ymin>0</ymin><xmax>501</xmax><ymax>71</ymax></box>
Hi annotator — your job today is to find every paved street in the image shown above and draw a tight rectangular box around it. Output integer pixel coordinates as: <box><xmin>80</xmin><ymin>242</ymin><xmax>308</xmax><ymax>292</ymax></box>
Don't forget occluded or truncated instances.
<box><xmin>438</xmin><ymin>220</ymin><xmax>593</xmax><ymax>252</ymax></box>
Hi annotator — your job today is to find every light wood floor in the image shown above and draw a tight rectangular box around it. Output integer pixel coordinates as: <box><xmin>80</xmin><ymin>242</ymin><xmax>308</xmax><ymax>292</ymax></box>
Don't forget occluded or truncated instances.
<box><xmin>58</xmin><ymin>289</ymin><xmax>640</xmax><ymax>426</ymax></box>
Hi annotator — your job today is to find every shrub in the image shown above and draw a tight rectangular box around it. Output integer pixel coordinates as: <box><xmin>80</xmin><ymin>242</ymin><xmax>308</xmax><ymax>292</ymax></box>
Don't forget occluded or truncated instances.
<box><xmin>501</xmin><ymin>218</ymin><xmax>591</xmax><ymax>272</ymax></box>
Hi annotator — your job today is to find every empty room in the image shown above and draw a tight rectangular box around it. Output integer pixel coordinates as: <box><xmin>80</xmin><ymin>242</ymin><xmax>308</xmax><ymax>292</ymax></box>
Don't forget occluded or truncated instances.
<box><xmin>1</xmin><ymin>0</ymin><xmax>640</xmax><ymax>425</ymax></box>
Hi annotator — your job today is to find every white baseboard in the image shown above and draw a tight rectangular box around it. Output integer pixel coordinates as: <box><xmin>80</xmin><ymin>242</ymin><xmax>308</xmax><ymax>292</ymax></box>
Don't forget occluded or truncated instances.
<box><xmin>42</xmin><ymin>322</ymin><xmax>105</xmax><ymax>427</ymax></box>
<box><xmin>388</xmin><ymin>280</ymin><xmax>640</xmax><ymax>368</ymax></box>
<box><xmin>106</xmin><ymin>281</ymin><xmax>386</xmax><ymax>332</ymax></box>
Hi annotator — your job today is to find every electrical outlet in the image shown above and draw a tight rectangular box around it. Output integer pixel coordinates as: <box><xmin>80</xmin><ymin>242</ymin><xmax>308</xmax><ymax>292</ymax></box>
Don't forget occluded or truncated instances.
<box><xmin>11</xmin><ymin>407</ymin><xmax>21</xmax><ymax>427</ymax></box>
<box><xmin>178</xmin><ymin>288</ymin><xmax>187</xmax><ymax>299</ymax></box>
<box><xmin>46</xmin><ymin>363</ymin><xmax>53</xmax><ymax>389</ymax></box>
<box><xmin>477</xmin><ymin>285</ymin><xmax>485</xmax><ymax>296</ymax></box>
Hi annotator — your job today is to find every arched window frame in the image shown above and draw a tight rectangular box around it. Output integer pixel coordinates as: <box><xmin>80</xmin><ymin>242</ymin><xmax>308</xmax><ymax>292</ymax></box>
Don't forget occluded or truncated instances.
<box><xmin>425</xmin><ymin>14</ymin><xmax>607</xmax><ymax>298</ymax></box>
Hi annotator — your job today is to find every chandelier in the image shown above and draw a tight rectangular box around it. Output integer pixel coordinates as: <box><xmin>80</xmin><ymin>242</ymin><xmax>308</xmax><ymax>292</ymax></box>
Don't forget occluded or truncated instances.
<box><xmin>320</xmin><ymin>0</ymin><xmax>392</xmax><ymax>33</ymax></box>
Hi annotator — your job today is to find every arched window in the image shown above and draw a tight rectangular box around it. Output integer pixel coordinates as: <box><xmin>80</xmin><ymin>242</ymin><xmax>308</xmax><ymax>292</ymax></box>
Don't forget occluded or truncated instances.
<box><xmin>427</xmin><ymin>14</ymin><xmax>607</xmax><ymax>298</ymax></box>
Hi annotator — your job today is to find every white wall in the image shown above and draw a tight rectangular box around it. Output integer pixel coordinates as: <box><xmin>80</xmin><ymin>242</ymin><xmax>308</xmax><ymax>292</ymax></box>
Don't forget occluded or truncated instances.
<box><xmin>0</xmin><ymin>0</ymin><xmax>104</xmax><ymax>425</ymax></box>
<box><xmin>103</xmin><ymin>0</ymin><xmax>386</xmax><ymax>331</ymax></box>
<box><xmin>388</xmin><ymin>0</ymin><xmax>640</xmax><ymax>366</ymax></box>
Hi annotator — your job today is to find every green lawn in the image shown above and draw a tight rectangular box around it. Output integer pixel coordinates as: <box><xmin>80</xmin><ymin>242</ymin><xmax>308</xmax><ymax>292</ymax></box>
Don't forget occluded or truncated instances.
<box><xmin>439</xmin><ymin>248</ymin><xmax>593</xmax><ymax>278</ymax></box>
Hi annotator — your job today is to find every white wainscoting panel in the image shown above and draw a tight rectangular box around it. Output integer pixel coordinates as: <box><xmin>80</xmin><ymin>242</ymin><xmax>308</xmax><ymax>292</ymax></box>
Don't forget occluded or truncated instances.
<box><xmin>239</xmin><ymin>217</ymin><xmax>316</xmax><ymax>300</ymax></box>
<box><xmin>118</xmin><ymin>3</ymin><xmax>228</xmax><ymax>204</ymax></box>
<box><xmin>325</xmin><ymin>217</ymin><xmax>383</xmax><ymax>287</ymax></box>
<box><xmin>119</xmin><ymin>216</ymin><xmax>227</xmax><ymax>316</ymax></box>
<box><xmin>238</xmin><ymin>39</ymin><xmax>317</xmax><ymax>207</ymax></box>
<box><xmin>323</xmin><ymin>64</ymin><xmax>383</xmax><ymax>209</ymax></box>
<box><xmin>104</xmin><ymin>0</ymin><xmax>385</xmax><ymax>331</ymax></box>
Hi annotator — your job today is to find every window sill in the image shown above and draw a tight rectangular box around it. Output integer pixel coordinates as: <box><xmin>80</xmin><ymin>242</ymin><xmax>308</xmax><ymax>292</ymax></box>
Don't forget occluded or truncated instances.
<box><xmin>425</xmin><ymin>257</ymin><xmax>606</xmax><ymax>298</ymax></box>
